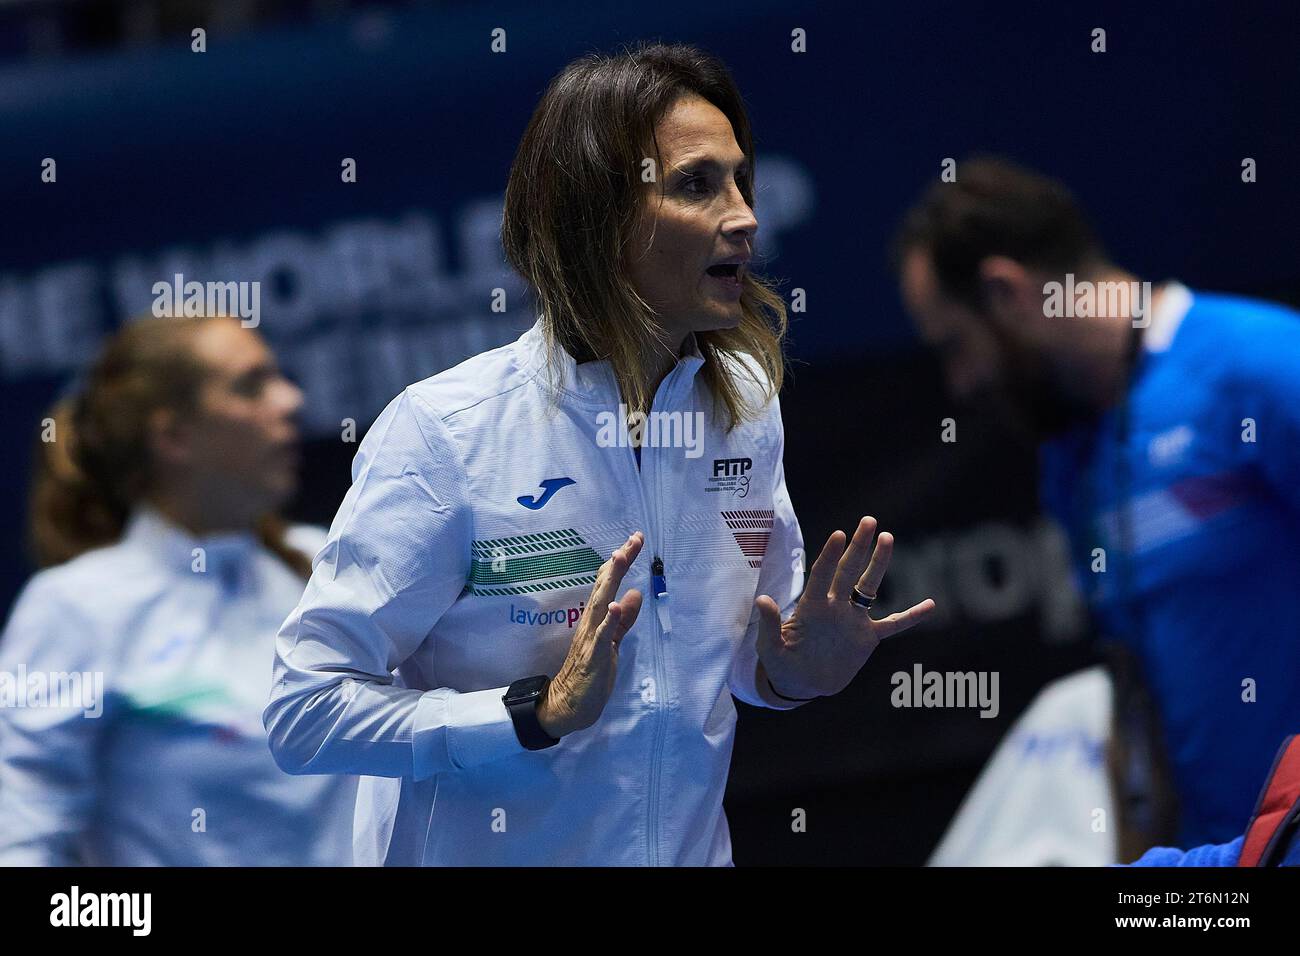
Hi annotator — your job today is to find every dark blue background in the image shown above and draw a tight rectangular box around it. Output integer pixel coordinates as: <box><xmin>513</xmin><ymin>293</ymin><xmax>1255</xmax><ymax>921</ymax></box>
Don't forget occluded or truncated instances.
<box><xmin>1</xmin><ymin>0</ymin><xmax>1295</xmax><ymax>862</ymax></box>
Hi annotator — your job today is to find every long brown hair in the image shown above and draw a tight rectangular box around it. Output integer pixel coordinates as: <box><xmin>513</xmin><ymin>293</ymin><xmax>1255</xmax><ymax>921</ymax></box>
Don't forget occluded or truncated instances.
<box><xmin>501</xmin><ymin>41</ymin><xmax>789</xmax><ymax>429</ymax></box>
<box><xmin>27</xmin><ymin>314</ymin><xmax>313</xmax><ymax>578</ymax></box>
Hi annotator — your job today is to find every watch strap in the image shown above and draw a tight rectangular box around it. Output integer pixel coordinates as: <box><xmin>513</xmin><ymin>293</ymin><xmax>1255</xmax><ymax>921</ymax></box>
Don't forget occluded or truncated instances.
<box><xmin>504</xmin><ymin>676</ymin><xmax>561</xmax><ymax>750</ymax></box>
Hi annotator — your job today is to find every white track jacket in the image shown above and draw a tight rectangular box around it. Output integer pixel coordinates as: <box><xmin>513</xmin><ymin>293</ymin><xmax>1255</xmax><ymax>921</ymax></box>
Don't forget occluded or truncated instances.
<box><xmin>0</xmin><ymin>506</ymin><xmax>356</xmax><ymax>866</ymax></box>
<box><xmin>264</xmin><ymin>317</ymin><xmax>806</xmax><ymax>865</ymax></box>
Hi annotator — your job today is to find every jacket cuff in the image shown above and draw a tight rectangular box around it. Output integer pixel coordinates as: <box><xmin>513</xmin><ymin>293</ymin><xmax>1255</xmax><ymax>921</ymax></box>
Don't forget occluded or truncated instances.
<box><xmin>412</xmin><ymin>686</ymin><xmax>526</xmax><ymax>780</ymax></box>
<box><xmin>754</xmin><ymin>661</ymin><xmax>812</xmax><ymax>710</ymax></box>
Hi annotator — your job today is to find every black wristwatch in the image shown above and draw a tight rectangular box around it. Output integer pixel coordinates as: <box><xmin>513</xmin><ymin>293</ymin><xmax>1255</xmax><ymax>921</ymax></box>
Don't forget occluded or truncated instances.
<box><xmin>503</xmin><ymin>675</ymin><xmax>562</xmax><ymax>750</ymax></box>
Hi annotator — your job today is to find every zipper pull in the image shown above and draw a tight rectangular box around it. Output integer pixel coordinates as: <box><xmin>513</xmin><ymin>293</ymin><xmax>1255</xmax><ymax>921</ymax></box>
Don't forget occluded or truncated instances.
<box><xmin>651</xmin><ymin>556</ymin><xmax>672</xmax><ymax>634</ymax></box>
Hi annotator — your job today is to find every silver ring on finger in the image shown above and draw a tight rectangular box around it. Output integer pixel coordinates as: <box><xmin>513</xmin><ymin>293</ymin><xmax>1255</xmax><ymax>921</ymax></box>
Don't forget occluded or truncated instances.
<box><xmin>850</xmin><ymin>585</ymin><xmax>876</xmax><ymax>611</ymax></box>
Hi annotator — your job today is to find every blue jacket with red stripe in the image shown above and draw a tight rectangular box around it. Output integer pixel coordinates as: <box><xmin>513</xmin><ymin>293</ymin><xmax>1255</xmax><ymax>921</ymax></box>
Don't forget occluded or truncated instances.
<box><xmin>1131</xmin><ymin>734</ymin><xmax>1300</xmax><ymax>865</ymax></box>
<box><xmin>1041</xmin><ymin>284</ymin><xmax>1300</xmax><ymax>846</ymax></box>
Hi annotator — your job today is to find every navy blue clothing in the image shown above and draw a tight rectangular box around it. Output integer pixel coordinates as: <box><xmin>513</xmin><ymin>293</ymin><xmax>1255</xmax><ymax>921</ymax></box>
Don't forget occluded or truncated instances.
<box><xmin>1040</xmin><ymin>285</ymin><xmax>1300</xmax><ymax>846</ymax></box>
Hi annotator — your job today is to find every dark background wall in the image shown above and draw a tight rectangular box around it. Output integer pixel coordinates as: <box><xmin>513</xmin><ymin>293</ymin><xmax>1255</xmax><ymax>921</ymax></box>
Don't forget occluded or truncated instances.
<box><xmin>1</xmin><ymin>0</ymin><xmax>1295</xmax><ymax>863</ymax></box>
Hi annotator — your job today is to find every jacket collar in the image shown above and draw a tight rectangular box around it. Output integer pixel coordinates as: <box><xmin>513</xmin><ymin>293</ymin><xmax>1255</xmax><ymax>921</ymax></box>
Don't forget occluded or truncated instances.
<box><xmin>519</xmin><ymin>316</ymin><xmax>706</xmax><ymax>408</ymax></box>
<box><xmin>1143</xmin><ymin>280</ymin><xmax>1193</xmax><ymax>354</ymax></box>
<box><xmin>123</xmin><ymin>501</ymin><xmax>258</xmax><ymax>591</ymax></box>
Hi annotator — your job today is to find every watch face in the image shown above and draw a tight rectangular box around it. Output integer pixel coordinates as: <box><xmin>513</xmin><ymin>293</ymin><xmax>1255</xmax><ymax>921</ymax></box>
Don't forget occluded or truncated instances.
<box><xmin>506</xmin><ymin>675</ymin><xmax>548</xmax><ymax>704</ymax></box>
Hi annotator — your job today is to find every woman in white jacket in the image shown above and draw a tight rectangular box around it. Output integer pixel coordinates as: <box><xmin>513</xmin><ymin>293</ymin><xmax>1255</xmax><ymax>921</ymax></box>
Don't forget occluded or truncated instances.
<box><xmin>0</xmin><ymin>314</ymin><xmax>356</xmax><ymax>866</ymax></box>
<box><xmin>264</xmin><ymin>41</ymin><xmax>934</xmax><ymax>866</ymax></box>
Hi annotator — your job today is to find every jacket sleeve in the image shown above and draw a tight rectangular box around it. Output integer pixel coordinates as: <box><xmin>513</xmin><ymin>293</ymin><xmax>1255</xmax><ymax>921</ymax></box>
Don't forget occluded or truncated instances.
<box><xmin>1124</xmin><ymin>835</ymin><xmax>1245</xmax><ymax>867</ymax></box>
<box><xmin>728</xmin><ymin>396</ymin><xmax>807</xmax><ymax>710</ymax></box>
<box><xmin>264</xmin><ymin>389</ymin><xmax>525</xmax><ymax>780</ymax></box>
<box><xmin>0</xmin><ymin>575</ymin><xmax>108</xmax><ymax>866</ymax></box>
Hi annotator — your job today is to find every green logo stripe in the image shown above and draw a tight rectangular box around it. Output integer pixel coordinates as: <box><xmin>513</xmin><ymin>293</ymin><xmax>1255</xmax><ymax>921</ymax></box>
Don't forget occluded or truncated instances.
<box><xmin>466</xmin><ymin>573</ymin><xmax>599</xmax><ymax>597</ymax></box>
<box><xmin>468</xmin><ymin>547</ymin><xmax>603</xmax><ymax>586</ymax></box>
<box><xmin>471</xmin><ymin>528</ymin><xmax>586</xmax><ymax>559</ymax></box>
<box><xmin>124</xmin><ymin>685</ymin><xmax>233</xmax><ymax>722</ymax></box>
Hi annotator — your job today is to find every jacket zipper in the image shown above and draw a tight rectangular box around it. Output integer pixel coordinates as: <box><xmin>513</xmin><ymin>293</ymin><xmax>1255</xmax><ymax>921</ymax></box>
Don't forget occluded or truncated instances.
<box><xmin>620</xmin><ymin>368</ymin><xmax>679</xmax><ymax>867</ymax></box>
<box><xmin>648</xmin><ymin>438</ymin><xmax>673</xmax><ymax>867</ymax></box>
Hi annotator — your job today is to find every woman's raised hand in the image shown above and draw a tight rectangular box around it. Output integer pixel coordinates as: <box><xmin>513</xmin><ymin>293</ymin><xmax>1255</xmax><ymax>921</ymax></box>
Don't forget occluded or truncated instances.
<box><xmin>755</xmin><ymin>516</ymin><xmax>936</xmax><ymax>700</ymax></box>
<box><xmin>537</xmin><ymin>532</ymin><xmax>645</xmax><ymax>738</ymax></box>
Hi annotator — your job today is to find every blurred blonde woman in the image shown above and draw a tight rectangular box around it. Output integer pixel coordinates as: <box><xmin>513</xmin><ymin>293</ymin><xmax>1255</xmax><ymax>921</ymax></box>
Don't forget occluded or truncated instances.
<box><xmin>0</xmin><ymin>314</ymin><xmax>356</xmax><ymax>866</ymax></box>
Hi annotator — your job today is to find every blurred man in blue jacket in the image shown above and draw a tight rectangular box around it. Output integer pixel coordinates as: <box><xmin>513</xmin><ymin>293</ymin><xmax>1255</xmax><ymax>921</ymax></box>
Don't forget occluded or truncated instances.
<box><xmin>894</xmin><ymin>157</ymin><xmax>1300</xmax><ymax>850</ymax></box>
